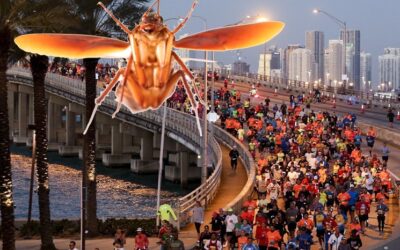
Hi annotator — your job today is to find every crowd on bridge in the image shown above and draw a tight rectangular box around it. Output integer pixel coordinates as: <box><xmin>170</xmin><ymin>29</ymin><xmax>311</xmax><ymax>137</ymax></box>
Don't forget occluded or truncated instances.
<box><xmin>22</xmin><ymin>63</ymin><xmax>396</xmax><ymax>250</ymax></box>
<box><xmin>167</xmin><ymin>79</ymin><xmax>394</xmax><ymax>250</ymax></box>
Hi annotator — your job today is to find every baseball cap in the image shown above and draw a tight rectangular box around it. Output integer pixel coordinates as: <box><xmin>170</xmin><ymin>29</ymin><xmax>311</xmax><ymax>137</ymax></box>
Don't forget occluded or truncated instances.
<box><xmin>227</xmin><ymin>208</ymin><xmax>233</xmax><ymax>212</ymax></box>
<box><xmin>137</xmin><ymin>227</ymin><xmax>143</xmax><ymax>232</ymax></box>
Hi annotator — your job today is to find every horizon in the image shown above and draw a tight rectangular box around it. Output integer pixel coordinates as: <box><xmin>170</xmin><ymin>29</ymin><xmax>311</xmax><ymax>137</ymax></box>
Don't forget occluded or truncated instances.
<box><xmin>158</xmin><ymin>0</ymin><xmax>400</xmax><ymax>85</ymax></box>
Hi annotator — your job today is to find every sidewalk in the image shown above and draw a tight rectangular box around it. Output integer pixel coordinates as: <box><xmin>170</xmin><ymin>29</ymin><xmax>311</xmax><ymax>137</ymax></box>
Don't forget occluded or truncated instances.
<box><xmin>180</xmin><ymin>144</ymin><xmax>248</xmax><ymax>239</ymax></box>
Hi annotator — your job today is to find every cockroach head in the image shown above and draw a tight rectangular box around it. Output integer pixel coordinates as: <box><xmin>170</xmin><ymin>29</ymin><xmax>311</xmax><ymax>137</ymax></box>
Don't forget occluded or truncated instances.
<box><xmin>140</xmin><ymin>12</ymin><xmax>163</xmax><ymax>33</ymax></box>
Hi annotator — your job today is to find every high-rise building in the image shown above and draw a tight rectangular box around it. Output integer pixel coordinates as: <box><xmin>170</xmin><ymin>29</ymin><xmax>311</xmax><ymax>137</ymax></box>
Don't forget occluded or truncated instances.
<box><xmin>306</xmin><ymin>31</ymin><xmax>324</xmax><ymax>82</ymax></box>
<box><xmin>283</xmin><ymin>44</ymin><xmax>303</xmax><ymax>79</ymax></box>
<box><xmin>232</xmin><ymin>60</ymin><xmax>250</xmax><ymax>75</ymax></box>
<box><xmin>257</xmin><ymin>46</ymin><xmax>281</xmax><ymax>77</ymax></box>
<box><xmin>325</xmin><ymin>40</ymin><xmax>343</xmax><ymax>84</ymax></box>
<box><xmin>360</xmin><ymin>52</ymin><xmax>372</xmax><ymax>89</ymax></box>
<box><xmin>340</xmin><ymin>30</ymin><xmax>361</xmax><ymax>90</ymax></box>
<box><xmin>379</xmin><ymin>48</ymin><xmax>400</xmax><ymax>91</ymax></box>
<box><xmin>288</xmin><ymin>48</ymin><xmax>312</xmax><ymax>82</ymax></box>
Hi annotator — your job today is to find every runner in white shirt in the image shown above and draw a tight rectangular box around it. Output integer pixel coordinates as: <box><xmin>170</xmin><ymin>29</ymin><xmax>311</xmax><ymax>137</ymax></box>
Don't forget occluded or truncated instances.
<box><xmin>287</xmin><ymin>167</ymin><xmax>299</xmax><ymax>185</ymax></box>
<box><xmin>255</xmin><ymin>174</ymin><xmax>269</xmax><ymax>199</ymax></box>
<box><xmin>328</xmin><ymin>227</ymin><xmax>344</xmax><ymax>250</ymax></box>
<box><xmin>267</xmin><ymin>179</ymin><xmax>280</xmax><ymax>201</ymax></box>
<box><xmin>225</xmin><ymin>208</ymin><xmax>238</xmax><ymax>249</ymax></box>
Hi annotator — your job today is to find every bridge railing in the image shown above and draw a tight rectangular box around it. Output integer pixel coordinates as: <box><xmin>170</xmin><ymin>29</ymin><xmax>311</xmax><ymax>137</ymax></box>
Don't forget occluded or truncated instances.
<box><xmin>222</xmin><ymin>73</ymin><xmax>400</xmax><ymax>110</ymax></box>
<box><xmin>7</xmin><ymin>67</ymin><xmax>225</xmax><ymax>228</ymax></box>
<box><xmin>212</xmin><ymin>124</ymin><xmax>256</xmax><ymax>214</ymax></box>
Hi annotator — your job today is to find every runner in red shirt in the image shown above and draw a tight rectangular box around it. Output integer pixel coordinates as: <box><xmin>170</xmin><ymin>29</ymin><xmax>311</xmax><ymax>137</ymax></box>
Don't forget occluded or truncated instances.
<box><xmin>355</xmin><ymin>196</ymin><xmax>370</xmax><ymax>233</ymax></box>
<box><xmin>134</xmin><ymin>228</ymin><xmax>149</xmax><ymax>250</ymax></box>
<box><xmin>323</xmin><ymin>212</ymin><xmax>338</xmax><ymax>249</ymax></box>
<box><xmin>255</xmin><ymin>221</ymin><xmax>269</xmax><ymax>249</ymax></box>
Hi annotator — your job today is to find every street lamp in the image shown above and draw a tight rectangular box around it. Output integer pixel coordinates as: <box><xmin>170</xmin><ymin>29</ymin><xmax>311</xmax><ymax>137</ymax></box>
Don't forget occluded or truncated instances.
<box><xmin>313</xmin><ymin>9</ymin><xmax>347</xmax><ymax>90</ymax></box>
<box><xmin>190</xmin><ymin>15</ymin><xmax>208</xmax><ymax>185</ymax></box>
<box><xmin>326</xmin><ymin>73</ymin><xmax>330</xmax><ymax>89</ymax></box>
<box><xmin>26</xmin><ymin>124</ymin><xmax>36</xmax><ymax>238</ymax></box>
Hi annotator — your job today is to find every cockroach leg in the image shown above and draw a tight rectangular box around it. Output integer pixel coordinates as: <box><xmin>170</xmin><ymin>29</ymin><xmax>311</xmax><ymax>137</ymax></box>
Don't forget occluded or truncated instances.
<box><xmin>96</xmin><ymin>68</ymin><xmax>124</xmax><ymax>104</ymax></box>
<box><xmin>112</xmin><ymin>57</ymin><xmax>133</xmax><ymax>118</ymax></box>
<box><xmin>179</xmin><ymin>73</ymin><xmax>203</xmax><ymax>137</ymax></box>
<box><xmin>172</xmin><ymin>51</ymin><xmax>205</xmax><ymax>105</ymax></box>
<box><xmin>167</xmin><ymin>70</ymin><xmax>202</xmax><ymax>136</ymax></box>
<box><xmin>83</xmin><ymin>68</ymin><xmax>124</xmax><ymax>135</ymax></box>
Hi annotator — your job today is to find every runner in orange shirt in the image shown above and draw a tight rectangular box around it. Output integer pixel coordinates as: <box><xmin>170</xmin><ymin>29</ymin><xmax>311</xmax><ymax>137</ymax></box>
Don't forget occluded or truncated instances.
<box><xmin>337</xmin><ymin>190</ymin><xmax>351</xmax><ymax>213</ymax></box>
<box><xmin>297</xmin><ymin>213</ymin><xmax>314</xmax><ymax>234</ymax></box>
<box><xmin>266</xmin><ymin>225</ymin><xmax>282</xmax><ymax>249</ymax></box>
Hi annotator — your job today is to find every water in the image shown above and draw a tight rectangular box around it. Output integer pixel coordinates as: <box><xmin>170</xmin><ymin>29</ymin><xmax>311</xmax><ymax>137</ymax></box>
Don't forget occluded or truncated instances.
<box><xmin>11</xmin><ymin>145</ymin><xmax>198</xmax><ymax>220</ymax></box>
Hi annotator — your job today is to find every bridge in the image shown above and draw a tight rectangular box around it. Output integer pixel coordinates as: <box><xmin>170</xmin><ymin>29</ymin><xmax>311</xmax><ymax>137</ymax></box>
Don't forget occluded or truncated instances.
<box><xmin>6</xmin><ymin>67</ymin><xmax>254</xmax><ymax>231</ymax></box>
<box><xmin>6</xmin><ymin>67</ymin><xmax>400</xmax><ymax>249</ymax></box>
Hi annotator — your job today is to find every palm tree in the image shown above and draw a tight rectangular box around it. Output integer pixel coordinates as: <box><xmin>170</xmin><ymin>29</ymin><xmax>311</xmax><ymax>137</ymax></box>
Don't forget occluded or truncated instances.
<box><xmin>67</xmin><ymin>0</ymin><xmax>147</xmax><ymax>236</ymax></box>
<box><xmin>0</xmin><ymin>21</ymin><xmax>16</xmax><ymax>250</ymax></box>
<box><xmin>13</xmin><ymin>1</ymin><xmax>76</xmax><ymax>249</ymax></box>
<box><xmin>27</xmin><ymin>2</ymin><xmax>80</xmax><ymax>248</ymax></box>
<box><xmin>0</xmin><ymin>1</ymin><xmax>35</xmax><ymax>248</ymax></box>
<box><xmin>30</xmin><ymin>54</ymin><xmax>57</xmax><ymax>250</ymax></box>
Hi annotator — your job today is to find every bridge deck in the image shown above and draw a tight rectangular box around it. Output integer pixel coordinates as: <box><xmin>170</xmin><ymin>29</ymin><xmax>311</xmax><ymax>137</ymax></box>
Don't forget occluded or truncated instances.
<box><xmin>180</xmin><ymin>144</ymin><xmax>248</xmax><ymax>237</ymax></box>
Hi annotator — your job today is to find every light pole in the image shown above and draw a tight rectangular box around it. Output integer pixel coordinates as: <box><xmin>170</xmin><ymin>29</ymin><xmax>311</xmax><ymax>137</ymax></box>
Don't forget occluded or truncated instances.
<box><xmin>263</xmin><ymin>43</ymin><xmax>267</xmax><ymax>81</ymax></box>
<box><xmin>26</xmin><ymin>124</ymin><xmax>36</xmax><ymax>238</ymax></box>
<box><xmin>191</xmin><ymin>15</ymin><xmax>208</xmax><ymax>184</ymax></box>
<box><xmin>313</xmin><ymin>9</ymin><xmax>347</xmax><ymax>90</ymax></box>
<box><xmin>326</xmin><ymin>73</ymin><xmax>330</xmax><ymax>90</ymax></box>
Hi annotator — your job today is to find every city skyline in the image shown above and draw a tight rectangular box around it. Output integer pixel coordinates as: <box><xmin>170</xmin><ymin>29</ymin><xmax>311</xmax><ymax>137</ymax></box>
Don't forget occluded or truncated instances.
<box><xmin>159</xmin><ymin>0</ymin><xmax>400</xmax><ymax>85</ymax></box>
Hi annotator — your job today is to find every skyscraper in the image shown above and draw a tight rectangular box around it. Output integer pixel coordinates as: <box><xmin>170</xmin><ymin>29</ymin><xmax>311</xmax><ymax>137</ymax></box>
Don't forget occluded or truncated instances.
<box><xmin>379</xmin><ymin>48</ymin><xmax>400</xmax><ymax>91</ymax></box>
<box><xmin>257</xmin><ymin>46</ymin><xmax>281</xmax><ymax>77</ymax></box>
<box><xmin>283</xmin><ymin>44</ymin><xmax>303</xmax><ymax>80</ymax></box>
<box><xmin>325</xmin><ymin>40</ymin><xmax>343</xmax><ymax>84</ymax></box>
<box><xmin>288</xmin><ymin>48</ymin><xmax>312</xmax><ymax>82</ymax></box>
<box><xmin>306</xmin><ymin>31</ymin><xmax>324</xmax><ymax>82</ymax></box>
<box><xmin>360</xmin><ymin>52</ymin><xmax>372</xmax><ymax>90</ymax></box>
<box><xmin>232</xmin><ymin>60</ymin><xmax>250</xmax><ymax>75</ymax></box>
<box><xmin>340</xmin><ymin>30</ymin><xmax>361</xmax><ymax>90</ymax></box>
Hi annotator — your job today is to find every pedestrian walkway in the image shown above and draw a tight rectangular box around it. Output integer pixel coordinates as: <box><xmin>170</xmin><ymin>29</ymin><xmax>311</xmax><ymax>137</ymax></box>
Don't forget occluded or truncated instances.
<box><xmin>180</xmin><ymin>144</ymin><xmax>248</xmax><ymax>236</ymax></box>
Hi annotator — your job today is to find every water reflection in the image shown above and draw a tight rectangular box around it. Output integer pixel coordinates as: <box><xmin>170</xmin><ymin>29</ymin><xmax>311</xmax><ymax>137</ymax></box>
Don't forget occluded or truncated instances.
<box><xmin>12</xmin><ymin>154</ymin><xmax>179</xmax><ymax>219</ymax></box>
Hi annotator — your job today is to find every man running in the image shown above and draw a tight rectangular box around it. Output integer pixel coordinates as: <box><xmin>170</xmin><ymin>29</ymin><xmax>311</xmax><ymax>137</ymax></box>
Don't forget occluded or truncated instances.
<box><xmin>229</xmin><ymin>145</ymin><xmax>239</xmax><ymax>171</ymax></box>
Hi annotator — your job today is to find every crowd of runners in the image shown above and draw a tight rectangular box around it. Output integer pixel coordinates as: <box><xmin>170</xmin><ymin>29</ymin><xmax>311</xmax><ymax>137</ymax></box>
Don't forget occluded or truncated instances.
<box><xmin>27</xmin><ymin>63</ymin><xmax>396</xmax><ymax>250</ymax></box>
<box><xmin>166</xmin><ymin>79</ymin><xmax>395</xmax><ymax>250</ymax></box>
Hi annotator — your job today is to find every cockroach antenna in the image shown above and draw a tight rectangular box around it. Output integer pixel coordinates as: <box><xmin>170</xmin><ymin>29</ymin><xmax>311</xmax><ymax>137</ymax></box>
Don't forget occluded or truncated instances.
<box><xmin>144</xmin><ymin>0</ymin><xmax>160</xmax><ymax>16</ymax></box>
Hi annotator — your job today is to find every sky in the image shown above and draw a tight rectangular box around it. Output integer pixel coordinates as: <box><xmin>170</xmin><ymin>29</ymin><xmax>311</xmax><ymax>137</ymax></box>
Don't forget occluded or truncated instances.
<box><xmin>156</xmin><ymin>0</ymin><xmax>400</xmax><ymax>83</ymax></box>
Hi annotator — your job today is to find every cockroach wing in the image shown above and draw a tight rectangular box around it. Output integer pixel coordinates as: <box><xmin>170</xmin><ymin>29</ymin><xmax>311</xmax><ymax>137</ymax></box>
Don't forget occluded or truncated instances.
<box><xmin>14</xmin><ymin>34</ymin><xmax>131</xmax><ymax>59</ymax></box>
<box><xmin>173</xmin><ymin>21</ymin><xmax>284</xmax><ymax>51</ymax></box>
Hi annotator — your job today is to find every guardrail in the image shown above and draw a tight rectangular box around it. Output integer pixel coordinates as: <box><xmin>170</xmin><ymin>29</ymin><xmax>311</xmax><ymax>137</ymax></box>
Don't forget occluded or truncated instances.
<box><xmin>223</xmin><ymin>74</ymin><xmax>400</xmax><ymax>110</ymax></box>
<box><xmin>7</xmin><ymin>67</ymin><xmax>223</xmax><ymax>227</ymax></box>
<box><xmin>212</xmin><ymin>124</ymin><xmax>256</xmax><ymax>214</ymax></box>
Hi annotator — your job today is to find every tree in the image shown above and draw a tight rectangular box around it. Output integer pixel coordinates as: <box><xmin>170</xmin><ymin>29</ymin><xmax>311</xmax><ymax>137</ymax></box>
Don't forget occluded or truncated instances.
<box><xmin>30</xmin><ymin>54</ymin><xmax>57</xmax><ymax>250</ymax></box>
<box><xmin>67</xmin><ymin>0</ymin><xmax>147</xmax><ymax>236</ymax></box>
<box><xmin>14</xmin><ymin>1</ymin><xmax>76</xmax><ymax>249</ymax></box>
<box><xmin>0</xmin><ymin>20</ymin><xmax>16</xmax><ymax>250</ymax></box>
<box><xmin>0</xmin><ymin>1</ymin><xmax>34</xmax><ymax>248</ymax></box>
<box><xmin>28</xmin><ymin>3</ymin><xmax>80</xmax><ymax>249</ymax></box>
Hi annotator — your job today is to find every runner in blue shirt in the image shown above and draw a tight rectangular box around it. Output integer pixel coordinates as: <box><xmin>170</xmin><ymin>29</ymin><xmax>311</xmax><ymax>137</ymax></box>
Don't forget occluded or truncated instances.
<box><xmin>242</xmin><ymin>237</ymin><xmax>259</xmax><ymax>250</ymax></box>
<box><xmin>347</xmin><ymin>185</ymin><xmax>359</xmax><ymax>221</ymax></box>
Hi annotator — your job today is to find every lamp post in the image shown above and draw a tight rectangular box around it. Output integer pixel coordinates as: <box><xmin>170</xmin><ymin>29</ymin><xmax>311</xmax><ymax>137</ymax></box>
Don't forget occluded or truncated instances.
<box><xmin>26</xmin><ymin>124</ymin><xmax>36</xmax><ymax>238</ymax></box>
<box><xmin>263</xmin><ymin>43</ymin><xmax>267</xmax><ymax>81</ymax></box>
<box><xmin>326</xmin><ymin>73</ymin><xmax>330</xmax><ymax>90</ymax></box>
<box><xmin>191</xmin><ymin>15</ymin><xmax>208</xmax><ymax>185</ymax></box>
<box><xmin>314</xmin><ymin>9</ymin><xmax>347</xmax><ymax>91</ymax></box>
